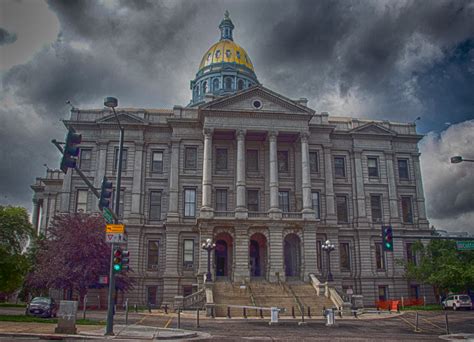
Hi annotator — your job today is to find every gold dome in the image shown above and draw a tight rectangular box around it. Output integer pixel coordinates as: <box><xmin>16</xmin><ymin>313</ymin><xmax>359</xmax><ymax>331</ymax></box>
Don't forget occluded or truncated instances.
<box><xmin>198</xmin><ymin>39</ymin><xmax>254</xmax><ymax>71</ymax></box>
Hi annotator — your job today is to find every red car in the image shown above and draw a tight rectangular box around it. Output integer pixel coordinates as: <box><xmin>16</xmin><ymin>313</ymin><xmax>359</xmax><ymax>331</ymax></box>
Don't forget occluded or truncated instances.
<box><xmin>25</xmin><ymin>297</ymin><xmax>58</xmax><ymax>318</ymax></box>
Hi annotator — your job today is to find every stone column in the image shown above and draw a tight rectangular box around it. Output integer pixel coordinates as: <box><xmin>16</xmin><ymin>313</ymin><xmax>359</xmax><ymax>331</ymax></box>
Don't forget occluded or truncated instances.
<box><xmin>93</xmin><ymin>141</ymin><xmax>108</xmax><ymax>211</ymax></box>
<box><xmin>353</xmin><ymin>150</ymin><xmax>368</xmax><ymax>226</ymax></box>
<box><xmin>302</xmin><ymin>223</ymin><xmax>317</xmax><ymax>280</ymax></box>
<box><xmin>32</xmin><ymin>198</ymin><xmax>40</xmax><ymax>233</ymax></box>
<box><xmin>201</xmin><ymin>128</ymin><xmax>213</xmax><ymax>218</ymax></box>
<box><xmin>412</xmin><ymin>153</ymin><xmax>428</xmax><ymax>227</ymax></box>
<box><xmin>129</xmin><ymin>142</ymin><xmax>144</xmax><ymax>223</ymax></box>
<box><xmin>167</xmin><ymin>138</ymin><xmax>180</xmax><ymax>223</ymax></box>
<box><xmin>163</xmin><ymin>229</ymin><xmax>179</xmax><ymax>303</ymax></box>
<box><xmin>235</xmin><ymin>130</ymin><xmax>248</xmax><ymax>219</ymax></box>
<box><xmin>385</xmin><ymin>152</ymin><xmax>400</xmax><ymax>223</ymax></box>
<box><xmin>268</xmin><ymin>131</ymin><xmax>281</xmax><ymax>219</ymax></box>
<box><xmin>233</xmin><ymin>224</ymin><xmax>250</xmax><ymax>282</ymax></box>
<box><xmin>300</xmin><ymin>132</ymin><xmax>314</xmax><ymax>219</ymax></box>
<box><xmin>323</xmin><ymin>145</ymin><xmax>337</xmax><ymax>224</ymax></box>
<box><xmin>268</xmin><ymin>225</ymin><xmax>284</xmax><ymax>282</ymax></box>
<box><xmin>59</xmin><ymin>169</ymin><xmax>72</xmax><ymax>213</ymax></box>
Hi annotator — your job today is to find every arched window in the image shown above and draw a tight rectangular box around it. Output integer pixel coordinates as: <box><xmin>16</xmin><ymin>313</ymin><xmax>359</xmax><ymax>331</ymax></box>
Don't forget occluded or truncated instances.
<box><xmin>237</xmin><ymin>79</ymin><xmax>244</xmax><ymax>90</ymax></box>
<box><xmin>213</xmin><ymin>78</ymin><xmax>219</xmax><ymax>91</ymax></box>
<box><xmin>202</xmin><ymin>81</ymin><xmax>208</xmax><ymax>94</ymax></box>
<box><xmin>225</xmin><ymin>77</ymin><xmax>232</xmax><ymax>90</ymax></box>
<box><xmin>194</xmin><ymin>85</ymin><xmax>199</xmax><ymax>98</ymax></box>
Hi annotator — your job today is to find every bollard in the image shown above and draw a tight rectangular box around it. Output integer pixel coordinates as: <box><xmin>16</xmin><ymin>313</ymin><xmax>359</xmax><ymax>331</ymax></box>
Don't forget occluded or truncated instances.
<box><xmin>423</xmin><ymin>296</ymin><xmax>426</xmax><ymax>309</ymax></box>
<box><xmin>196</xmin><ymin>308</ymin><xmax>200</xmax><ymax>328</ymax></box>
<box><xmin>326</xmin><ymin>309</ymin><xmax>335</xmax><ymax>326</ymax></box>
<box><xmin>125</xmin><ymin>299</ymin><xmax>129</xmax><ymax>325</ymax></box>
<box><xmin>134</xmin><ymin>304</ymin><xmax>138</xmax><ymax>313</ymax></box>
<box><xmin>260</xmin><ymin>309</ymin><xmax>264</xmax><ymax>319</ymax></box>
<box><xmin>177</xmin><ymin>307</ymin><xmax>181</xmax><ymax>329</ymax></box>
<box><xmin>338</xmin><ymin>307</ymin><xmax>342</xmax><ymax>318</ymax></box>
<box><xmin>211</xmin><ymin>306</ymin><xmax>215</xmax><ymax>318</ymax></box>
<box><xmin>292</xmin><ymin>306</ymin><xmax>295</xmax><ymax>318</ymax></box>
<box><xmin>82</xmin><ymin>295</ymin><xmax>87</xmax><ymax>320</ymax></box>
<box><xmin>307</xmin><ymin>306</ymin><xmax>311</xmax><ymax>318</ymax></box>
<box><xmin>445</xmin><ymin>312</ymin><xmax>449</xmax><ymax>335</ymax></box>
<box><xmin>301</xmin><ymin>305</ymin><xmax>305</xmax><ymax>323</ymax></box>
<box><xmin>227</xmin><ymin>306</ymin><xmax>231</xmax><ymax>319</ymax></box>
<box><xmin>164</xmin><ymin>303</ymin><xmax>168</xmax><ymax>314</ymax></box>
<box><xmin>401</xmin><ymin>296</ymin><xmax>404</xmax><ymax>309</ymax></box>
<box><xmin>415</xmin><ymin>312</ymin><xmax>419</xmax><ymax>332</ymax></box>
<box><xmin>97</xmin><ymin>295</ymin><xmax>101</xmax><ymax>310</ymax></box>
<box><xmin>243</xmin><ymin>307</ymin><xmax>247</xmax><ymax>319</ymax></box>
<box><xmin>269</xmin><ymin>307</ymin><xmax>279</xmax><ymax>325</ymax></box>
<box><xmin>353</xmin><ymin>310</ymin><xmax>358</xmax><ymax>318</ymax></box>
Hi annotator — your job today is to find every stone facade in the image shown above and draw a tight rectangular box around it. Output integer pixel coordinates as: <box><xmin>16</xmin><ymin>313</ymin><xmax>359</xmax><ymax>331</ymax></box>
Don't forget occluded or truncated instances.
<box><xmin>31</xmin><ymin>85</ymin><xmax>433</xmax><ymax>306</ymax></box>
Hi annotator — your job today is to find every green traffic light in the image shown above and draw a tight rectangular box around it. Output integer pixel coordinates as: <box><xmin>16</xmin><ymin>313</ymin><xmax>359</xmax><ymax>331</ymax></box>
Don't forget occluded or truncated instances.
<box><xmin>113</xmin><ymin>264</ymin><xmax>122</xmax><ymax>272</ymax></box>
<box><xmin>386</xmin><ymin>242</ymin><xmax>392</xmax><ymax>249</ymax></box>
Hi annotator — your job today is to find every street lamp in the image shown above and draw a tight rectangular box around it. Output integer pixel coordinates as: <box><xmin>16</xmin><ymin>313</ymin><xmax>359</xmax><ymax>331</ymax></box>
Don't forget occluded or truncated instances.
<box><xmin>322</xmin><ymin>240</ymin><xmax>335</xmax><ymax>282</ymax></box>
<box><xmin>201</xmin><ymin>238</ymin><xmax>216</xmax><ymax>283</ymax></box>
<box><xmin>451</xmin><ymin>156</ymin><xmax>474</xmax><ymax>164</ymax></box>
<box><xmin>103</xmin><ymin>96</ymin><xmax>124</xmax><ymax>336</ymax></box>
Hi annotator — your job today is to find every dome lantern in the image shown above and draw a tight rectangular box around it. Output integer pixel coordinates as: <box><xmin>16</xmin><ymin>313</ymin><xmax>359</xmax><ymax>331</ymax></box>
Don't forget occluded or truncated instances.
<box><xmin>219</xmin><ymin>10</ymin><xmax>234</xmax><ymax>41</ymax></box>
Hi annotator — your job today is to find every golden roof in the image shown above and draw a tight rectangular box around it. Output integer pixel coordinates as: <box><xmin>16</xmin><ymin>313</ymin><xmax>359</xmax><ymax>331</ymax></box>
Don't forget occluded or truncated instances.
<box><xmin>198</xmin><ymin>39</ymin><xmax>254</xmax><ymax>71</ymax></box>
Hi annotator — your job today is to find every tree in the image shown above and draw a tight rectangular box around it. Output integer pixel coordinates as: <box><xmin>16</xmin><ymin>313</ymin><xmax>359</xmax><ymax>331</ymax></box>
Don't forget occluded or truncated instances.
<box><xmin>402</xmin><ymin>240</ymin><xmax>474</xmax><ymax>294</ymax></box>
<box><xmin>26</xmin><ymin>213</ymin><xmax>132</xmax><ymax>301</ymax></box>
<box><xmin>0</xmin><ymin>206</ymin><xmax>35</xmax><ymax>295</ymax></box>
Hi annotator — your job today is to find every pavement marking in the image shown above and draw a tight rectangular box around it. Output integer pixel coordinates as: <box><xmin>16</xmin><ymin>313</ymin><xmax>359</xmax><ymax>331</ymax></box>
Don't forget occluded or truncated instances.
<box><xmin>164</xmin><ymin>317</ymin><xmax>173</xmax><ymax>328</ymax></box>
<box><xmin>420</xmin><ymin>316</ymin><xmax>445</xmax><ymax>332</ymax></box>
<box><xmin>397</xmin><ymin>313</ymin><xmax>423</xmax><ymax>332</ymax></box>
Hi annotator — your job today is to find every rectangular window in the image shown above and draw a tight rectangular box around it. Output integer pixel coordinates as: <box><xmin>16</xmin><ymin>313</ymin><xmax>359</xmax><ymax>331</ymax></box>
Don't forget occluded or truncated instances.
<box><xmin>401</xmin><ymin>196</ymin><xmax>413</xmax><ymax>223</ymax></box>
<box><xmin>111</xmin><ymin>189</ymin><xmax>125</xmax><ymax>218</ymax></box>
<box><xmin>336</xmin><ymin>195</ymin><xmax>348</xmax><ymax>223</ymax></box>
<box><xmin>317</xmin><ymin>240</ymin><xmax>322</xmax><ymax>271</ymax></box>
<box><xmin>76</xmin><ymin>190</ymin><xmax>88</xmax><ymax>212</ymax></box>
<box><xmin>183</xmin><ymin>285</ymin><xmax>193</xmax><ymax>297</ymax></box>
<box><xmin>398</xmin><ymin>159</ymin><xmax>409</xmax><ymax>180</ymax></box>
<box><xmin>410</xmin><ymin>285</ymin><xmax>420</xmax><ymax>299</ymax></box>
<box><xmin>406</xmin><ymin>243</ymin><xmax>417</xmax><ymax>265</ymax></box>
<box><xmin>247</xmin><ymin>190</ymin><xmax>259</xmax><ymax>212</ymax></box>
<box><xmin>278</xmin><ymin>151</ymin><xmax>289</xmax><ymax>172</ymax></box>
<box><xmin>309</xmin><ymin>151</ymin><xmax>319</xmax><ymax>173</ymax></box>
<box><xmin>334</xmin><ymin>156</ymin><xmax>346</xmax><ymax>178</ymax></box>
<box><xmin>184</xmin><ymin>147</ymin><xmax>197</xmax><ymax>169</ymax></box>
<box><xmin>340</xmin><ymin>243</ymin><xmax>351</xmax><ymax>271</ymax></box>
<box><xmin>183</xmin><ymin>239</ymin><xmax>194</xmax><ymax>267</ymax></box>
<box><xmin>375</xmin><ymin>243</ymin><xmax>385</xmax><ymax>270</ymax></box>
<box><xmin>147</xmin><ymin>286</ymin><xmax>157</xmax><ymax>306</ymax></box>
<box><xmin>184</xmin><ymin>189</ymin><xmax>196</xmax><ymax>217</ymax></box>
<box><xmin>370</xmin><ymin>195</ymin><xmax>383</xmax><ymax>223</ymax></box>
<box><xmin>246</xmin><ymin>149</ymin><xmax>258</xmax><ymax>172</ymax></box>
<box><xmin>215</xmin><ymin>148</ymin><xmax>228</xmax><ymax>171</ymax></box>
<box><xmin>368</xmin><ymin>157</ymin><xmax>379</xmax><ymax>177</ymax></box>
<box><xmin>312</xmin><ymin>191</ymin><xmax>320</xmax><ymax>219</ymax></box>
<box><xmin>378</xmin><ymin>285</ymin><xmax>388</xmax><ymax>301</ymax></box>
<box><xmin>152</xmin><ymin>151</ymin><xmax>163</xmax><ymax>173</ymax></box>
<box><xmin>279</xmin><ymin>191</ymin><xmax>290</xmax><ymax>212</ymax></box>
<box><xmin>147</xmin><ymin>240</ymin><xmax>159</xmax><ymax>270</ymax></box>
<box><xmin>215</xmin><ymin>189</ymin><xmax>228</xmax><ymax>212</ymax></box>
<box><xmin>149</xmin><ymin>191</ymin><xmax>162</xmax><ymax>221</ymax></box>
<box><xmin>114</xmin><ymin>148</ymin><xmax>128</xmax><ymax>170</ymax></box>
<box><xmin>79</xmin><ymin>149</ymin><xmax>92</xmax><ymax>170</ymax></box>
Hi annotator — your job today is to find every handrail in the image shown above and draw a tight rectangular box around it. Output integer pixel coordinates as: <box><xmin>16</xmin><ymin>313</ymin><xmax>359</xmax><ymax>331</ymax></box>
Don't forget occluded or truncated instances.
<box><xmin>286</xmin><ymin>283</ymin><xmax>304</xmax><ymax>315</ymax></box>
<box><xmin>244</xmin><ymin>280</ymin><xmax>258</xmax><ymax>307</ymax></box>
<box><xmin>182</xmin><ymin>288</ymin><xmax>206</xmax><ymax>309</ymax></box>
<box><xmin>328</xmin><ymin>287</ymin><xmax>344</xmax><ymax>308</ymax></box>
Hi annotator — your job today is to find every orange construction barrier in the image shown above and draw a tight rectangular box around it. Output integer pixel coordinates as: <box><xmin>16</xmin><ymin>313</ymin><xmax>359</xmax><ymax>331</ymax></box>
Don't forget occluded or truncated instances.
<box><xmin>391</xmin><ymin>300</ymin><xmax>400</xmax><ymax>311</ymax></box>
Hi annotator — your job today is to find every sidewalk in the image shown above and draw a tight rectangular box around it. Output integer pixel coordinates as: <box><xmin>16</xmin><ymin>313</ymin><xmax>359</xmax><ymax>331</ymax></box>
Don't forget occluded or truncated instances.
<box><xmin>0</xmin><ymin>321</ymin><xmax>206</xmax><ymax>340</ymax></box>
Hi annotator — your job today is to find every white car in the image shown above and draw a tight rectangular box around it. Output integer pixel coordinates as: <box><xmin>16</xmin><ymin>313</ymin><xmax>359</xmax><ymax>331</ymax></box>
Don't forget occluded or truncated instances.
<box><xmin>442</xmin><ymin>294</ymin><xmax>472</xmax><ymax>310</ymax></box>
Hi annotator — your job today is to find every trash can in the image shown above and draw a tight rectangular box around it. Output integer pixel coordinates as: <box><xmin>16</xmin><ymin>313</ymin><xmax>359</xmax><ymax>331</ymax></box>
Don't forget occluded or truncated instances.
<box><xmin>325</xmin><ymin>309</ymin><xmax>335</xmax><ymax>326</ymax></box>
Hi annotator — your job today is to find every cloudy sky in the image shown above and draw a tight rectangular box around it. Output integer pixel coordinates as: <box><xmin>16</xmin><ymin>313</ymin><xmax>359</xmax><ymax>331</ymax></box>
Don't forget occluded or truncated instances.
<box><xmin>0</xmin><ymin>0</ymin><xmax>473</xmax><ymax>233</ymax></box>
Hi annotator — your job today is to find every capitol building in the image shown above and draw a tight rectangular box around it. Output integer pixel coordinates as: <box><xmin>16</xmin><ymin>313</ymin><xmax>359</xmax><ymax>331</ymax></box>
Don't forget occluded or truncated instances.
<box><xmin>31</xmin><ymin>12</ymin><xmax>433</xmax><ymax>309</ymax></box>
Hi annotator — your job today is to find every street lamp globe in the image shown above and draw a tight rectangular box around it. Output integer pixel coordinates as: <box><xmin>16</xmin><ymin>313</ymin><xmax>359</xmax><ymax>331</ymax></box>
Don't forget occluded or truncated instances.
<box><xmin>104</xmin><ymin>97</ymin><xmax>118</xmax><ymax>108</ymax></box>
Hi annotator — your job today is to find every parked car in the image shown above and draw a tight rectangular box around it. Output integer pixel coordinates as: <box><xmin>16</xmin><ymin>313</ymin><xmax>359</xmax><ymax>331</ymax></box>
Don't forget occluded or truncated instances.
<box><xmin>25</xmin><ymin>297</ymin><xmax>58</xmax><ymax>318</ymax></box>
<box><xmin>442</xmin><ymin>294</ymin><xmax>472</xmax><ymax>310</ymax></box>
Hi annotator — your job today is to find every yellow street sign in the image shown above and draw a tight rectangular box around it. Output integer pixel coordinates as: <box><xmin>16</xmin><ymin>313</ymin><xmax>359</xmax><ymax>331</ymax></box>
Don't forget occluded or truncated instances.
<box><xmin>106</xmin><ymin>224</ymin><xmax>125</xmax><ymax>234</ymax></box>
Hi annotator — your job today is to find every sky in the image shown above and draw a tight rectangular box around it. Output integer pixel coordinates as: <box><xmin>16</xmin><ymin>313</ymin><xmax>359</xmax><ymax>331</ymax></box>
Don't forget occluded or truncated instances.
<box><xmin>0</xmin><ymin>0</ymin><xmax>473</xmax><ymax>233</ymax></box>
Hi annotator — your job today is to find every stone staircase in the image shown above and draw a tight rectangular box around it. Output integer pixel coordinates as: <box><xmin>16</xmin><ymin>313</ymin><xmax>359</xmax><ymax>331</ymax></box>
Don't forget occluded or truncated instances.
<box><xmin>248</xmin><ymin>281</ymin><xmax>299</xmax><ymax>316</ymax></box>
<box><xmin>288</xmin><ymin>281</ymin><xmax>334</xmax><ymax>316</ymax></box>
<box><xmin>212</xmin><ymin>281</ymin><xmax>254</xmax><ymax>317</ymax></box>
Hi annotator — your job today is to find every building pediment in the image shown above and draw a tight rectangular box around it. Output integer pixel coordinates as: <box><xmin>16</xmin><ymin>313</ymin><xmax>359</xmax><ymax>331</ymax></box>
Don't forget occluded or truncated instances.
<box><xmin>349</xmin><ymin>122</ymin><xmax>397</xmax><ymax>136</ymax></box>
<box><xmin>200</xmin><ymin>85</ymin><xmax>315</xmax><ymax>116</ymax></box>
<box><xmin>96</xmin><ymin>112</ymin><xmax>145</xmax><ymax>125</ymax></box>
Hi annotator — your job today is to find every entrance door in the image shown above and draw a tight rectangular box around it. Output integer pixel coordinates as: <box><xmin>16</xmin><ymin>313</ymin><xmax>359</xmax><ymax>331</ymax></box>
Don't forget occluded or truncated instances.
<box><xmin>250</xmin><ymin>240</ymin><xmax>261</xmax><ymax>277</ymax></box>
<box><xmin>284</xmin><ymin>234</ymin><xmax>301</xmax><ymax>277</ymax></box>
<box><xmin>215</xmin><ymin>240</ymin><xmax>228</xmax><ymax>277</ymax></box>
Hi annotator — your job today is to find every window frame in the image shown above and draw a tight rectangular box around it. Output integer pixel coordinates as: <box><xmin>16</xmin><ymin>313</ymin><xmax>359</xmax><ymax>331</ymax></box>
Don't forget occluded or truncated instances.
<box><xmin>336</xmin><ymin>195</ymin><xmax>349</xmax><ymax>223</ymax></box>
<box><xmin>334</xmin><ymin>156</ymin><xmax>346</xmax><ymax>178</ymax></box>
<box><xmin>339</xmin><ymin>242</ymin><xmax>351</xmax><ymax>271</ymax></box>
<box><xmin>215</xmin><ymin>188</ymin><xmax>228</xmax><ymax>212</ymax></box>
<box><xmin>278</xmin><ymin>190</ymin><xmax>290</xmax><ymax>212</ymax></box>
<box><xmin>184</xmin><ymin>146</ymin><xmax>198</xmax><ymax>170</ymax></box>
<box><xmin>151</xmin><ymin>151</ymin><xmax>164</xmax><ymax>173</ymax></box>
<box><xmin>76</xmin><ymin>189</ymin><xmax>88</xmax><ymax>212</ymax></box>
<box><xmin>401</xmin><ymin>196</ymin><xmax>414</xmax><ymax>223</ymax></box>
<box><xmin>277</xmin><ymin>150</ymin><xmax>289</xmax><ymax>173</ymax></box>
<box><xmin>147</xmin><ymin>240</ymin><xmax>159</xmax><ymax>270</ymax></box>
<box><xmin>111</xmin><ymin>188</ymin><xmax>125</xmax><ymax>219</ymax></box>
<box><xmin>370</xmin><ymin>195</ymin><xmax>383</xmax><ymax>223</ymax></box>
<box><xmin>309</xmin><ymin>151</ymin><xmax>319</xmax><ymax>173</ymax></box>
<box><xmin>79</xmin><ymin>148</ymin><xmax>92</xmax><ymax>170</ymax></box>
<box><xmin>114</xmin><ymin>148</ymin><xmax>128</xmax><ymax>171</ymax></box>
<box><xmin>247</xmin><ymin>189</ymin><xmax>259</xmax><ymax>212</ymax></box>
<box><xmin>312</xmin><ymin>191</ymin><xmax>320</xmax><ymax>219</ymax></box>
<box><xmin>246</xmin><ymin>149</ymin><xmax>259</xmax><ymax>172</ymax></box>
<box><xmin>398</xmin><ymin>158</ymin><xmax>410</xmax><ymax>180</ymax></box>
<box><xmin>215</xmin><ymin>148</ymin><xmax>228</xmax><ymax>171</ymax></box>
<box><xmin>367</xmin><ymin>157</ymin><xmax>379</xmax><ymax>178</ymax></box>
<box><xmin>184</xmin><ymin>188</ymin><xmax>197</xmax><ymax>218</ymax></box>
<box><xmin>149</xmin><ymin>190</ymin><xmax>162</xmax><ymax>221</ymax></box>
<box><xmin>375</xmin><ymin>243</ymin><xmax>386</xmax><ymax>270</ymax></box>
<box><xmin>183</xmin><ymin>239</ymin><xmax>194</xmax><ymax>267</ymax></box>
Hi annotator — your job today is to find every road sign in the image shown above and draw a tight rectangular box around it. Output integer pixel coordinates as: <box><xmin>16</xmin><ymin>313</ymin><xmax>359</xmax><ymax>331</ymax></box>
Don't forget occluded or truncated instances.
<box><xmin>106</xmin><ymin>224</ymin><xmax>125</xmax><ymax>234</ymax></box>
<box><xmin>102</xmin><ymin>208</ymin><xmax>114</xmax><ymax>224</ymax></box>
<box><xmin>456</xmin><ymin>241</ymin><xmax>474</xmax><ymax>250</ymax></box>
<box><xmin>105</xmin><ymin>233</ymin><xmax>127</xmax><ymax>243</ymax></box>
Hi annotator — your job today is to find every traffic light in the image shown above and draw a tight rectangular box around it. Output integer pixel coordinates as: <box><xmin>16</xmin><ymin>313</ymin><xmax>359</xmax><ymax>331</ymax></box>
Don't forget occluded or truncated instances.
<box><xmin>121</xmin><ymin>250</ymin><xmax>130</xmax><ymax>271</ymax></box>
<box><xmin>382</xmin><ymin>225</ymin><xmax>394</xmax><ymax>251</ymax></box>
<box><xmin>99</xmin><ymin>176</ymin><xmax>113</xmax><ymax>210</ymax></box>
<box><xmin>113</xmin><ymin>247</ymin><xmax>122</xmax><ymax>272</ymax></box>
<box><xmin>60</xmin><ymin>128</ymin><xmax>82</xmax><ymax>173</ymax></box>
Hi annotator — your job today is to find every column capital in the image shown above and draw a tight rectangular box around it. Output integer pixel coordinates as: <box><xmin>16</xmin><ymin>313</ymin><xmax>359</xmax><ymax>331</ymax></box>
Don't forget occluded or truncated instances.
<box><xmin>203</xmin><ymin>128</ymin><xmax>214</xmax><ymax>138</ymax></box>
<box><xmin>268</xmin><ymin>130</ymin><xmax>278</xmax><ymax>141</ymax></box>
<box><xmin>300</xmin><ymin>131</ymin><xmax>310</xmax><ymax>143</ymax></box>
<box><xmin>235</xmin><ymin>129</ymin><xmax>246</xmax><ymax>140</ymax></box>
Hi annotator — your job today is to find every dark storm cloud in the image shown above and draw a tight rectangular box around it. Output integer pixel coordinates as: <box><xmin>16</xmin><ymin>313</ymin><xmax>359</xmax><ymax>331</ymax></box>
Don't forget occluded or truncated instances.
<box><xmin>0</xmin><ymin>27</ymin><xmax>17</xmax><ymax>45</ymax></box>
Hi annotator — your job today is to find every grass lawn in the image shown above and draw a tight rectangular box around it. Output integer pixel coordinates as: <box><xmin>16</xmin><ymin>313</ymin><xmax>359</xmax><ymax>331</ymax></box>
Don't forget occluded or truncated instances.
<box><xmin>0</xmin><ymin>315</ymin><xmax>104</xmax><ymax>325</ymax></box>
<box><xmin>401</xmin><ymin>304</ymin><xmax>443</xmax><ymax>311</ymax></box>
<box><xmin>0</xmin><ymin>303</ymin><xmax>26</xmax><ymax>308</ymax></box>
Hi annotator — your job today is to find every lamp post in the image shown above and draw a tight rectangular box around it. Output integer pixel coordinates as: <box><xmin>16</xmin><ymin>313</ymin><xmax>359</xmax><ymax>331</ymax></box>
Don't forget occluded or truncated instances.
<box><xmin>201</xmin><ymin>238</ymin><xmax>216</xmax><ymax>282</ymax></box>
<box><xmin>103</xmin><ymin>96</ymin><xmax>124</xmax><ymax>336</ymax></box>
<box><xmin>451</xmin><ymin>156</ymin><xmax>474</xmax><ymax>164</ymax></box>
<box><xmin>322</xmin><ymin>240</ymin><xmax>335</xmax><ymax>282</ymax></box>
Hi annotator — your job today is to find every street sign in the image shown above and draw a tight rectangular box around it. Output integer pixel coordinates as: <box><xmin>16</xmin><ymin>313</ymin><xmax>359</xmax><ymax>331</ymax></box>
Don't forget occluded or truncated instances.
<box><xmin>98</xmin><ymin>275</ymin><xmax>108</xmax><ymax>285</ymax></box>
<box><xmin>106</xmin><ymin>224</ymin><xmax>125</xmax><ymax>234</ymax></box>
<box><xmin>102</xmin><ymin>208</ymin><xmax>114</xmax><ymax>224</ymax></box>
<box><xmin>456</xmin><ymin>241</ymin><xmax>474</xmax><ymax>250</ymax></box>
<box><xmin>105</xmin><ymin>233</ymin><xmax>127</xmax><ymax>244</ymax></box>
